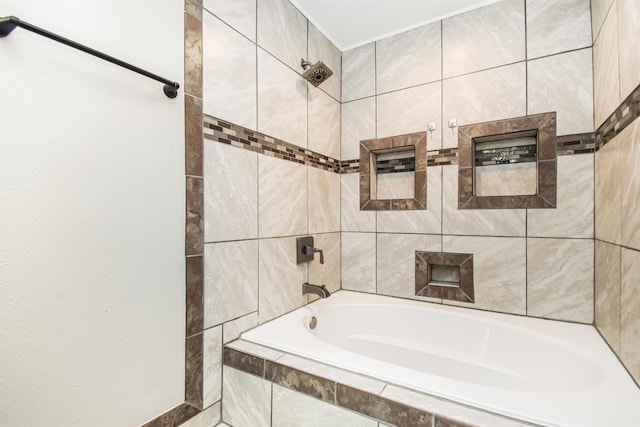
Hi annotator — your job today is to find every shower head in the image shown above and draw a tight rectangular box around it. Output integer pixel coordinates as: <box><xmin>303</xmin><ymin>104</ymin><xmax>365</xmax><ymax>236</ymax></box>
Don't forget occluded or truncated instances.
<box><xmin>300</xmin><ymin>58</ymin><xmax>333</xmax><ymax>87</ymax></box>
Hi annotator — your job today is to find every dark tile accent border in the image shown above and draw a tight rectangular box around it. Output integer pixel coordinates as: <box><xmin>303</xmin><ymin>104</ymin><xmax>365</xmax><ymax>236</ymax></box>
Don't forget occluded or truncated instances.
<box><xmin>223</xmin><ymin>347</ymin><xmax>265</xmax><ymax>377</ymax></box>
<box><xmin>435</xmin><ymin>416</ymin><xmax>476</xmax><ymax>427</ymax></box>
<box><xmin>415</xmin><ymin>251</ymin><xmax>474</xmax><ymax>303</ymax></box>
<box><xmin>458</xmin><ymin>112</ymin><xmax>557</xmax><ymax>210</ymax></box>
<box><xmin>203</xmin><ymin>115</ymin><xmax>341</xmax><ymax>173</ymax></box>
<box><xmin>360</xmin><ymin>132</ymin><xmax>427</xmax><ymax>211</ymax></box>
<box><xmin>185</xmin><ymin>176</ymin><xmax>204</xmax><ymax>256</ymax></box>
<box><xmin>337</xmin><ymin>384</ymin><xmax>432</xmax><ymax>427</ymax></box>
<box><xmin>265</xmin><ymin>361</ymin><xmax>335</xmax><ymax>403</ymax></box>
<box><xmin>185</xmin><ymin>333</ymin><xmax>204</xmax><ymax>408</ymax></box>
<box><xmin>596</xmin><ymin>82</ymin><xmax>640</xmax><ymax>150</ymax></box>
<box><xmin>185</xmin><ymin>255</ymin><xmax>203</xmax><ymax>337</ymax></box>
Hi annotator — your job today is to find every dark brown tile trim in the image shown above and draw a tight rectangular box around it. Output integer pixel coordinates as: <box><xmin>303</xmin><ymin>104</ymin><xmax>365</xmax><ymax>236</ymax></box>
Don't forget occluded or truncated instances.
<box><xmin>359</xmin><ymin>132</ymin><xmax>427</xmax><ymax>211</ymax></box>
<box><xmin>185</xmin><ymin>255</ymin><xmax>204</xmax><ymax>337</ymax></box>
<box><xmin>596</xmin><ymin>82</ymin><xmax>640</xmax><ymax>150</ymax></box>
<box><xmin>266</xmin><ymin>360</ymin><xmax>335</xmax><ymax>403</ymax></box>
<box><xmin>337</xmin><ymin>384</ymin><xmax>432</xmax><ymax>427</ymax></box>
<box><xmin>458</xmin><ymin>112</ymin><xmax>557</xmax><ymax>210</ymax></box>
<box><xmin>223</xmin><ymin>347</ymin><xmax>265</xmax><ymax>377</ymax></box>
<box><xmin>185</xmin><ymin>333</ymin><xmax>204</xmax><ymax>408</ymax></box>
<box><xmin>415</xmin><ymin>251</ymin><xmax>474</xmax><ymax>303</ymax></box>
<box><xmin>140</xmin><ymin>402</ymin><xmax>201</xmax><ymax>427</ymax></box>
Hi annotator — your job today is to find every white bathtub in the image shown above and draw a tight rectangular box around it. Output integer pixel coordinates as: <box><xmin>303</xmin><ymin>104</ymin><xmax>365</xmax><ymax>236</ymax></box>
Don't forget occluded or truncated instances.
<box><xmin>242</xmin><ymin>290</ymin><xmax>640</xmax><ymax>427</ymax></box>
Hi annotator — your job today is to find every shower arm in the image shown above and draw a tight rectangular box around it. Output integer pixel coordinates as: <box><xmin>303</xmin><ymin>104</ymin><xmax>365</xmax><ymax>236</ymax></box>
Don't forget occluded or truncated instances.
<box><xmin>0</xmin><ymin>15</ymin><xmax>180</xmax><ymax>99</ymax></box>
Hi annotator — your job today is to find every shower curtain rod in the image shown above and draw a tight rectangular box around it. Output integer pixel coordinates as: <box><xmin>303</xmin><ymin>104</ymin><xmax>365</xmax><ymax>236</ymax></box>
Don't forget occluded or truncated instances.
<box><xmin>0</xmin><ymin>15</ymin><xmax>180</xmax><ymax>99</ymax></box>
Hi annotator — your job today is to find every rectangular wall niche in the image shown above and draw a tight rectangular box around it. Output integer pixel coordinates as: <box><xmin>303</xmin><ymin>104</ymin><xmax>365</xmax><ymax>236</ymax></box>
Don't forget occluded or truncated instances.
<box><xmin>360</xmin><ymin>132</ymin><xmax>427</xmax><ymax>211</ymax></box>
<box><xmin>415</xmin><ymin>251</ymin><xmax>474</xmax><ymax>303</ymax></box>
<box><xmin>458</xmin><ymin>112</ymin><xmax>557</xmax><ymax>209</ymax></box>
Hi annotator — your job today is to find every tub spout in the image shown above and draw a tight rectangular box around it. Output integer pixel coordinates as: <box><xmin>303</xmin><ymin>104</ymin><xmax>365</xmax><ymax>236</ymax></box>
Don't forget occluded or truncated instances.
<box><xmin>302</xmin><ymin>282</ymin><xmax>331</xmax><ymax>298</ymax></box>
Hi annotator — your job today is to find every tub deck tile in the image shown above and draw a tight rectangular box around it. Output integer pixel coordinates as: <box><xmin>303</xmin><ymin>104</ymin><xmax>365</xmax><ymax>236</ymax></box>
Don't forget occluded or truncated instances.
<box><xmin>265</xmin><ymin>360</ymin><xmax>336</xmax><ymax>403</ymax></box>
<box><xmin>223</xmin><ymin>347</ymin><xmax>265</xmax><ymax>378</ymax></box>
<box><xmin>225</xmin><ymin>339</ymin><xmax>285</xmax><ymax>361</ymax></box>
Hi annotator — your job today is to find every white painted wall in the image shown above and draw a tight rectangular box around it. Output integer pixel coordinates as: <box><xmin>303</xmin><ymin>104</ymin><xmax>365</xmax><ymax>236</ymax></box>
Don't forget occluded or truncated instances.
<box><xmin>0</xmin><ymin>1</ymin><xmax>185</xmax><ymax>426</ymax></box>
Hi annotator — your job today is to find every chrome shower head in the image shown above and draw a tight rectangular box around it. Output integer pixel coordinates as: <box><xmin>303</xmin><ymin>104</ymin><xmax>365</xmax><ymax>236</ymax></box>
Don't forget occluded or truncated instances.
<box><xmin>301</xmin><ymin>58</ymin><xmax>333</xmax><ymax>87</ymax></box>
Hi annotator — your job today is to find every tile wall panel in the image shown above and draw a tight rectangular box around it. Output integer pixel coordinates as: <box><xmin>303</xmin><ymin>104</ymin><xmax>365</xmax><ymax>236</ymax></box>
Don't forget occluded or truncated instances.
<box><xmin>616</xmin><ymin>0</ymin><xmax>640</xmax><ymax>99</ymax></box>
<box><xmin>376</xmin><ymin>22</ymin><xmax>441</xmax><ymax>94</ymax></box>
<box><xmin>222</xmin><ymin>367</ymin><xmax>271</xmax><ymax>426</ymax></box>
<box><xmin>204</xmin><ymin>240</ymin><xmax>258</xmax><ymax>328</ymax></box>
<box><xmin>308</xmin><ymin>232</ymin><xmax>341</xmax><ymax>295</ymax></box>
<box><xmin>620</xmin><ymin>249</ymin><xmax>640</xmax><ymax>382</ymax></box>
<box><xmin>595</xmin><ymin>241</ymin><xmax>621</xmax><ymax>353</ymax></box>
<box><xmin>203</xmin><ymin>326</ymin><xmax>223</xmax><ymax>407</ymax></box>
<box><xmin>591</xmin><ymin>0</ymin><xmax>615</xmax><ymax>42</ymax></box>
<box><xmin>527</xmin><ymin>238</ymin><xmax>594</xmax><ymax>323</ymax></box>
<box><xmin>204</xmin><ymin>140</ymin><xmax>258</xmax><ymax>242</ymax></box>
<box><xmin>257</xmin><ymin>0</ymin><xmax>307</xmax><ymax>71</ymax></box>
<box><xmin>203</xmin><ymin>12</ymin><xmax>257</xmax><ymax>130</ymax></box>
<box><xmin>308</xmin><ymin>167</ymin><xmax>341</xmax><ymax>233</ymax></box>
<box><xmin>442</xmin><ymin>0</ymin><xmax>525</xmax><ymax>78</ymax></box>
<box><xmin>526</xmin><ymin>0</ymin><xmax>591</xmax><ymax>59</ymax></box>
<box><xmin>620</xmin><ymin>120</ymin><xmax>640</xmax><ymax>250</ymax></box>
<box><xmin>203</xmin><ymin>0</ymin><xmax>256</xmax><ymax>41</ymax></box>
<box><xmin>527</xmin><ymin>49</ymin><xmax>594</xmax><ymax>135</ymax></box>
<box><xmin>341</xmin><ymin>174</ymin><xmax>376</xmax><ymax>232</ymax></box>
<box><xmin>308</xmin><ymin>86</ymin><xmax>341</xmax><ymax>159</ymax></box>
<box><xmin>593</xmin><ymin>7</ymin><xmax>620</xmax><ymax>127</ymax></box>
<box><xmin>342</xmin><ymin>43</ymin><xmax>375</xmax><ymax>102</ymax></box>
<box><xmin>341</xmin><ymin>98</ymin><xmax>376</xmax><ymax>161</ymax></box>
<box><xmin>308</xmin><ymin>23</ymin><xmax>342</xmax><ymax>100</ymax></box>
<box><xmin>341</xmin><ymin>232</ymin><xmax>377</xmax><ymax>293</ymax></box>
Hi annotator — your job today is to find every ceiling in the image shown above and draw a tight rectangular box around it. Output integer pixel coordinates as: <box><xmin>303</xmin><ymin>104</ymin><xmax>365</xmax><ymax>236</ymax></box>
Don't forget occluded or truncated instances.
<box><xmin>290</xmin><ymin>0</ymin><xmax>503</xmax><ymax>51</ymax></box>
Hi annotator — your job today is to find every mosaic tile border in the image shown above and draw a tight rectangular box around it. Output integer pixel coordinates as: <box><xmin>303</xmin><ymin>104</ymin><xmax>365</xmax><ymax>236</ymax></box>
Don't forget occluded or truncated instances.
<box><xmin>203</xmin><ymin>115</ymin><xmax>341</xmax><ymax>173</ymax></box>
<box><xmin>223</xmin><ymin>341</ymin><xmax>532</xmax><ymax>427</ymax></box>
<box><xmin>596</xmin><ymin>82</ymin><xmax>640</xmax><ymax>150</ymax></box>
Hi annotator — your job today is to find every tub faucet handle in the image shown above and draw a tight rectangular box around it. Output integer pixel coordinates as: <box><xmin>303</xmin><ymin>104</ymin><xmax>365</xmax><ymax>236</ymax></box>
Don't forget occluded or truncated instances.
<box><xmin>304</xmin><ymin>245</ymin><xmax>324</xmax><ymax>264</ymax></box>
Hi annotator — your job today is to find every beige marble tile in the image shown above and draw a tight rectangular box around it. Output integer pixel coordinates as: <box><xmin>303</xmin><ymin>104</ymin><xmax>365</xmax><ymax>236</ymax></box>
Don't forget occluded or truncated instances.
<box><xmin>528</xmin><ymin>154</ymin><xmax>594</xmax><ymax>238</ymax></box>
<box><xmin>593</xmin><ymin>7</ymin><xmax>620</xmax><ymax>128</ymax></box>
<box><xmin>223</xmin><ymin>312</ymin><xmax>258</xmax><ymax>344</ymax></box>
<box><xmin>442</xmin><ymin>0</ymin><xmax>525</xmax><ymax>78</ymax></box>
<box><xmin>595</xmin><ymin>136</ymin><xmax>622</xmax><ymax>244</ymax></box>
<box><xmin>342</xmin><ymin>43</ymin><xmax>375</xmax><ymax>102</ymax></box>
<box><xmin>203</xmin><ymin>0</ymin><xmax>256</xmax><ymax>41</ymax></box>
<box><xmin>257</xmin><ymin>48</ymin><xmax>308</xmax><ymax>147</ymax></box>
<box><xmin>276</xmin><ymin>354</ymin><xmax>386</xmax><ymax>395</ymax></box>
<box><xmin>443</xmin><ymin>235</ymin><xmax>526</xmax><ymax>315</ymax></box>
<box><xmin>527</xmin><ymin>49</ymin><xmax>594</xmax><ymax>135</ymax></box>
<box><xmin>256</xmin><ymin>0</ymin><xmax>307</xmax><ymax>71</ymax></box>
<box><xmin>204</xmin><ymin>142</ymin><xmax>258</xmax><ymax>242</ymax></box>
<box><xmin>203</xmin><ymin>326</ymin><xmax>223</xmax><ymax>407</ymax></box>
<box><xmin>620</xmin><ymin>248</ymin><xmax>640</xmax><ymax>382</ymax></box>
<box><xmin>272</xmin><ymin>384</ymin><xmax>378</xmax><ymax>427</ymax></box>
<box><xmin>341</xmin><ymin>174</ymin><xmax>376</xmax><ymax>232</ymax></box>
<box><xmin>258</xmin><ymin>236</ymin><xmax>307</xmax><ymax>322</ymax></box>
<box><xmin>178</xmin><ymin>401</ymin><xmax>220</xmax><ymax>427</ymax></box>
<box><xmin>474</xmin><ymin>163</ymin><xmax>537</xmax><ymax>197</ymax></box>
<box><xmin>204</xmin><ymin>240</ymin><xmax>258</xmax><ymax>328</ymax></box>
<box><xmin>341</xmin><ymin>98</ymin><xmax>376</xmax><ymax>160</ymax></box>
<box><xmin>376</xmin><ymin>22</ymin><xmax>441</xmax><ymax>94</ymax></box>
<box><xmin>309</xmin><ymin>23</ymin><xmax>341</xmax><ymax>101</ymax></box>
<box><xmin>377</xmin><ymin>82</ymin><xmax>442</xmax><ymax>151</ymax></box>
<box><xmin>620</xmin><ymin>120</ymin><xmax>640</xmax><ymax>250</ymax></box>
<box><xmin>617</xmin><ymin>0</ymin><xmax>640</xmax><ymax>98</ymax></box>
<box><xmin>526</xmin><ymin>0</ymin><xmax>591</xmax><ymax>59</ymax></box>
<box><xmin>375</xmin><ymin>172</ymin><xmax>414</xmax><ymax>199</ymax></box>
<box><xmin>591</xmin><ymin>0</ymin><xmax>615</xmax><ymax>42</ymax></box>
<box><xmin>203</xmin><ymin>12</ymin><xmax>256</xmax><ymax>130</ymax></box>
<box><xmin>341</xmin><ymin>232</ymin><xmax>376</xmax><ymax>293</ymax></box>
<box><xmin>308</xmin><ymin>167</ymin><xmax>340</xmax><ymax>234</ymax></box>
<box><xmin>527</xmin><ymin>238</ymin><xmax>594</xmax><ymax>323</ymax></box>
<box><xmin>377</xmin><ymin>166</ymin><xmax>442</xmax><ymax>234</ymax></box>
<box><xmin>441</xmin><ymin>166</ymin><xmax>526</xmax><ymax>237</ymax></box>
<box><xmin>309</xmin><ymin>233</ymin><xmax>341</xmax><ymax>294</ymax></box>
<box><xmin>442</xmin><ymin>63</ymin><xmax>526</xmax><ymax>148</ymax></box>
<box><xmin>377</xmin><ymin>233</ymin><xmax>442</xmax><ymax>301</ymax></box>
<box><xmin>222</xmin><ymin>367</ymin><xmax>271</xmax><ymax>426</ymax></box>
<box><xmin>382</xmin><ymin>385</ymin><xmax>532</xmax><ymax>427</ymax></box>
<box><xmin>308</xmin><ymin>85</ymin><xmax>340</xmax><ymax>160</ymax></box>
<box><xmin>595</xmin><ymin>240</ymin><xmax>621</xmax><ymax>353</ymax></box>
<box><xmin>258</xmin><ymin>155</ymin><xmax>307</xmax><ymax>238</ymax></box>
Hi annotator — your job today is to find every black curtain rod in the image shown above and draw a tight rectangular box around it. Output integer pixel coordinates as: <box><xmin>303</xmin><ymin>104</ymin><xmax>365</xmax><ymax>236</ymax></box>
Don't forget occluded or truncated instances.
<box><xmin>0</xmin><ymin>15</ymin><xmax>180</xmax><ymax>99</ymax></box>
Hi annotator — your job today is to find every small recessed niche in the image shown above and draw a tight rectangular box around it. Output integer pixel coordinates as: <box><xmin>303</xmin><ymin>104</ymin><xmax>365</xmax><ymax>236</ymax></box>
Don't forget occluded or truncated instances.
<box><xmin>360</xmin><ymin>132</ymin><xmax>426</xmax><ymax>211</ymax></box>
<box><xmin>415</xmin><ymin>251</ymin><xmax>474</xmax><ymax>303</ymax></box>
<box><xmin>458</xmin><ymin>112</ymin><xmax>557</xmax><ymax>209</ymax></box>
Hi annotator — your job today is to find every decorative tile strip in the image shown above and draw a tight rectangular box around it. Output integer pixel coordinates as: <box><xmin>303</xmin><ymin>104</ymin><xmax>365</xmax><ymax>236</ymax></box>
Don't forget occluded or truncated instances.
<box><xmin>203</xmin><ymin>115</ymin><xmax>341</xmax><ymax>173</ymax></box>
<box><xmin>596</xmin><ymin>82</ymin><xmax>640</xmax><ymax>150</ymax></box>
<box><xmin>427</xmin><ymin>148</ymin><xmax>459</xmax><ymax>167</ymax></box>
<box><xmin>474</xmin><ymin>144</ymin><xmax>537</xmax><ymax>166</ymax></box>
<box><xmin>376</xmin><ymin>157</ymin><xmax>415</xmax><ymax>174</ymax></box>
<box><xmin>556</xmin><ymin>133</ymin><xmax>595</xmax><ymax>155</ymax></box>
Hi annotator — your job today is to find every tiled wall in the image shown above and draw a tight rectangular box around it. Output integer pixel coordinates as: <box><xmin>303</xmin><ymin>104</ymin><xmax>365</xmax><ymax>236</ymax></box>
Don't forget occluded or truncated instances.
<box><xmin>198</xmin><ymin>0</ymin><xmax>342</xmax><ymax>416</ymax></box>
<box><xmin>592</xmin><ymin>0</ymin><xmax>640</xmax><ymax>384</ymax></box>
<box><xmin>341</xmin><ymin>0</ymin><xmax>595</xmax><ymax>322</ymax></box>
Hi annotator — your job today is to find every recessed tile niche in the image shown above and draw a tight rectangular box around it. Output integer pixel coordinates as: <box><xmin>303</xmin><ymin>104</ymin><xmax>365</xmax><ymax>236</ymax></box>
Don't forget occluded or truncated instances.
<box><xmin>359</xmin><ymin>132</ymin><xmax>427</xmax><ymax>211</ymax></box>
<box><xmin>458</xmin><ymin>112</ymin><xmax>557</xmax><ymax>209</ymax></box>
<box><xmin>415</xmin><ymin>251</ymin><xmax>474</xmax><ymax>303</ymax></box>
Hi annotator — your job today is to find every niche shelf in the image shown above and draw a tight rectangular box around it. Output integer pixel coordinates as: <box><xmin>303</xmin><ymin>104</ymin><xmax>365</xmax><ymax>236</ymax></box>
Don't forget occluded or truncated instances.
<box><xmin>458</xmin><ymin>112</ymin><xmax>557</xmax><ymax>209</ymax></box>
<box><xmin>415</xmin><ymin>251</ymin><xmax>474</xmax><ymax>303</ymax></box>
